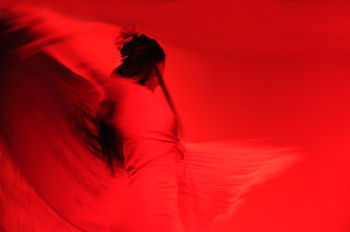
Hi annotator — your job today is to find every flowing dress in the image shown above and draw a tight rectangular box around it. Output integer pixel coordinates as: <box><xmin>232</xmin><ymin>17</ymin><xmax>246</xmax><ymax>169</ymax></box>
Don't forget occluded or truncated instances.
<box><xmin>0</xmin><ymin>4</ymin><xmax>300</xmax><ymax>232</ymax></box>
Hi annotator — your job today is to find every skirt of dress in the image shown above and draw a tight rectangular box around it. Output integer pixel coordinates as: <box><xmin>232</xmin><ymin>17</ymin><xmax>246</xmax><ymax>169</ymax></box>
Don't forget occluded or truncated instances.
<box><xmin>0</xmin><ymin>136</ymin><xmax>299</xmax><ymax>232</ymax></box>
<box><xmin>177</xmin><ymin>141</ymin><xmax>299</xmax><ymax>232</ymax></box>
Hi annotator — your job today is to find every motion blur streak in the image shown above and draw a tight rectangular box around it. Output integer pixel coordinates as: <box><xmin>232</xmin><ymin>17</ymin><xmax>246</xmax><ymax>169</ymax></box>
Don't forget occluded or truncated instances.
<box><xmin>4</xmin><ymin>0</ymin><xmax>350</xmax><ymax>231</ymax></box>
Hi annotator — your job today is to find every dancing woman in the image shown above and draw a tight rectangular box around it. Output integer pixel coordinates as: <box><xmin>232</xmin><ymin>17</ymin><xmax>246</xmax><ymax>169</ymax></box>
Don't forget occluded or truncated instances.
<box><xmin>0</xmin><ymin>4</ymin><xmax>300</xmax><ymax>232</ymax></box>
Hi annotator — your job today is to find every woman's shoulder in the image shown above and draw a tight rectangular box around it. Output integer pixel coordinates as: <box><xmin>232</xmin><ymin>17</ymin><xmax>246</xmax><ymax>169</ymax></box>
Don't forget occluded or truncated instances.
<box><xmin>104</xmin><ymin>77</ymin><xmax>148</xmax><ymax>97</ymax></box>
<box><xmin>104</xmin><ymin>77</ymin><xmax>175</xmax><ymax>124</ymax></box>
<box><xmin>104</xmin><ymin>77</ymin><xmax>165</xmax><ymax>108</ymax></box>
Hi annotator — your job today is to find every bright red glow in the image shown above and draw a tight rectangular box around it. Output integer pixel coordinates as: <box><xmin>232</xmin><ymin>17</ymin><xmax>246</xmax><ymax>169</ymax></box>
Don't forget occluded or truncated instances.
<box><xmin>1</xmin><ymin>1</ymin><xmax>350</xmax><ymax>232</ymax></box>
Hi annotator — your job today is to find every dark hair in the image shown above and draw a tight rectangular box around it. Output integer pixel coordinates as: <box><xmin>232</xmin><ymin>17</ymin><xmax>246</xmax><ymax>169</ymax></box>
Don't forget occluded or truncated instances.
<box><xmin>98</xmin><ymin>34</ymin><xmax>179</xmax><ymax>174</ymax></box>
<box><xmin>113</xmin><ymin>34</ymin><xmax>165</xmax><ymax>83</ymax></box>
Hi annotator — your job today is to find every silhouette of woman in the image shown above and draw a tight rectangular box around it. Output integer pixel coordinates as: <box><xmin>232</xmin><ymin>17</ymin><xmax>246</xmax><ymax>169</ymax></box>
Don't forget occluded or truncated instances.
<box><xmin>0</xmin><ymin>4</ymin><xmax>300</xmax><ymax>232</ymax></box>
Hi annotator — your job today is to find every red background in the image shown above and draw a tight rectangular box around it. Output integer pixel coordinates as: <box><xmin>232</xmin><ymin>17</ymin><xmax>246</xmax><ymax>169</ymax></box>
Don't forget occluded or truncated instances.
<box><xmin>15</xmin><ymin>0</ymin><xmax>350</xmax><ymax>231</ymax></box>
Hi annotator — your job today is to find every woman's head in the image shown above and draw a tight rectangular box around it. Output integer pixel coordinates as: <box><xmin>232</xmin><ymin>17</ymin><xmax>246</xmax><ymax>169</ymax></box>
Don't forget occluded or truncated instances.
<box><xmin>113</xmin><ymin>33</ymin><xmax>165</xmax><ymax>90</ymax></box>
<box><xmin>113</xmin><ymin>33</ymin><xmax>176</xmax><ymax>115</ymax></box>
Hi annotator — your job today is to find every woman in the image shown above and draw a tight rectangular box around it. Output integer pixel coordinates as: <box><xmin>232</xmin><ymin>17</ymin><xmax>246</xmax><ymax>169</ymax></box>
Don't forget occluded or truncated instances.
<box><xmin>0</xmin><ymin>4</ymin><xmax>300</xmax><ymax>232</ymax></box>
